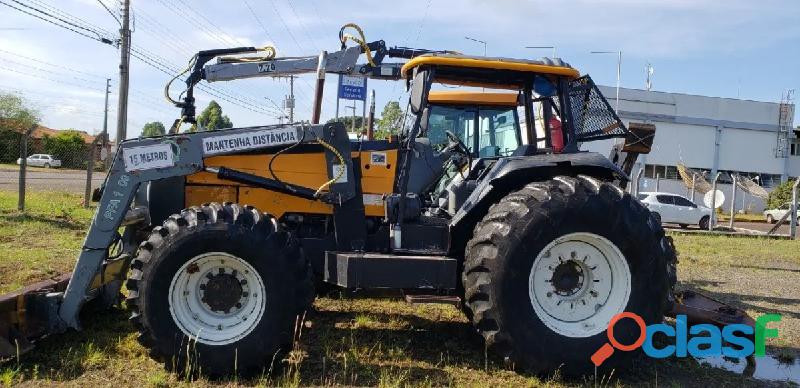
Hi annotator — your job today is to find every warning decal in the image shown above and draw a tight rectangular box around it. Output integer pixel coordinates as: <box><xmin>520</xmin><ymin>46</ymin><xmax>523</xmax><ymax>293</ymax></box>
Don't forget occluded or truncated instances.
<box><xmin>203</xmin><ymin>128</ymin><xmax>298</xmax><ymax>155</ymax></box>
<box><xmin>123</xmin><ymin>143</ymin><xmax>174</xmax><ymax>172</ymax></box>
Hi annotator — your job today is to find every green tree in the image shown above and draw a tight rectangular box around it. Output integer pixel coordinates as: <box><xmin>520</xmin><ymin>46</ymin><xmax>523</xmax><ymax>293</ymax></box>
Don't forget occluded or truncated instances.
<box><xmin>141</xmin><ymin>121</ymin><xmax>166</xmax><ymax>137</ymax></box>
<box><xmin>767</xmin><ymin>179</ymin><xmax>795</xmax><ymax>210</ymax></box>
<box><xmin>196</xmin><ymin>100</ymin><xmax>233</xmax><ymax>131</ymax></box>
<box><xmin>325</xmin><ymin>116</ymin><xmax>365</xmax><ymax>134</ymax></box>
<box><xmin>376</xmin><ymin>101</ymin><xmax>403</xmax><ymax>139</ymax></box>
<box><xmin>42</xmin><ymin>130</ymin><xmax>88</xmax><ymax>169</ymax></box>
<box><xmin>0</xmin><ymin>92</ymin><xmax>40</xmax><ymax>163</ymax></box>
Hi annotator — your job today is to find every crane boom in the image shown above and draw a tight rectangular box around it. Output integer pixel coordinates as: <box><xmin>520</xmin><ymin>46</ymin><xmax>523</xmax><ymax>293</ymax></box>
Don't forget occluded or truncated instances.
<box><xmin>171</xmin><ymin>40</ymin><xmax>451</xmax><ymax>124</ymax></box>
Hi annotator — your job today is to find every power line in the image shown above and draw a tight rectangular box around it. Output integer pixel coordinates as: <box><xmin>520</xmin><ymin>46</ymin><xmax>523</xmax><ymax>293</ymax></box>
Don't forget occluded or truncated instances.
<box><xmin>27</xmin><ymin>0</ymin><xmax>114</xmax><ymax>35</ymax></box>
<box><xmin>128</xmin><ymin>47</ymin><xmax>277</xmax><ymax>117</ymax></box>
<box><xmin>241</xmin><ymin>0</ymin><xmax>277</xmax><ymax>44</ymax></box>
<box><xmin>0</xmin><ymin>64</ymin><xmax>106</xmax><ymax>92</ymax></box>
<box><xmin>0</xmin><ymin>0</ymin><xmax>112</xmax><ymax>43</ymax></box>
<box><xmin>6</xmin><ymin>0</ymin><xmax>109</xmax><ymax>41</ymax></box>
<box><xmin>95</xmin><ymin>0</ymin><xmax>121</xmax><ymax>25</ymax></box>
<box><xmin>0</xmin><ymin>57</ymin><xmax>105</xmax><ymax>87</ymax></box>
<box><xmin>285</xmin><ymin>0</ymin><xmax>320</xmax><ymax>52</ymax></box>
<box><xmin>133</xmin><ymin>2</ymin><xmax>291</xmax><ymax>117</ymax></box>
<box><xmin>0</xmin><ymin>48</ymin><xmax>110</xmax><ymax>80</ymax></box>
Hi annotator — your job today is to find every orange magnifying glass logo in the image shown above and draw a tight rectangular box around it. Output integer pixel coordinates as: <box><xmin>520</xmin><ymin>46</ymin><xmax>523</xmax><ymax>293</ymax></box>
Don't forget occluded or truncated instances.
<box><xmin>590</xmin><ymin>312</ymin><xmax>647</xmax><ymax>367</ymax></box>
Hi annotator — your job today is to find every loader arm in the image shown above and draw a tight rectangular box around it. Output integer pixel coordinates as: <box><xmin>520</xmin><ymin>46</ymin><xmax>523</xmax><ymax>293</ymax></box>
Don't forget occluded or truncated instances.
<box><xmin>0</xmin><ymin>122</ymin><xmax>355</xmax><ymax>355</ymax></box>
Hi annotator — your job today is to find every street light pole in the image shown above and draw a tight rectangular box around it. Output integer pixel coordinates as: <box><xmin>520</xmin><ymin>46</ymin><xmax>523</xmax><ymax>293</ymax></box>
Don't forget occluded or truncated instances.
<box><xmin>590</xmin><ymin>50</ymin><xmax>622</xmax><ymax>113</ymax></box>
<box><xmin>525</xmin><ymin>46</ymin><xmax>556</xmax><ymax>58</ymax></box>
<box><xmin>465</xmin><ymin>36</ymin><xmax>487</xmax><ymax>56</ymax></box>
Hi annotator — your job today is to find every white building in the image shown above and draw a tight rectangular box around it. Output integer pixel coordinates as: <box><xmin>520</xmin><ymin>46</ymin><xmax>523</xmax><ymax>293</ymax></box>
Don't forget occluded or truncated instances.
<box><xmin>582</xmin><ymin>86</ymin><xmax>797</xmax><ymax>213</ymax></box>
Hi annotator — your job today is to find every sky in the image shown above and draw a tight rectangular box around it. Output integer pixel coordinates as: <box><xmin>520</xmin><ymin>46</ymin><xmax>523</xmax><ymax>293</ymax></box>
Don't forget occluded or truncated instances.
<box><xmin>1</xmin><ymin>0</ymin><xmax>799</xmax><ymax>140</ymax></box>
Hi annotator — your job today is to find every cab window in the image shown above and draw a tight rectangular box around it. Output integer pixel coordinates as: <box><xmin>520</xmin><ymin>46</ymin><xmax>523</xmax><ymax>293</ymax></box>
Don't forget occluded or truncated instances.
<box><xmin>479</xmin><ymin>108</ymin><xmax>520</xmax><ymax>157</ymax></box>
<box><xmin>425</xmin><ymin>105</ymin><xmax>520</xmax><ymax>157</ymax></box>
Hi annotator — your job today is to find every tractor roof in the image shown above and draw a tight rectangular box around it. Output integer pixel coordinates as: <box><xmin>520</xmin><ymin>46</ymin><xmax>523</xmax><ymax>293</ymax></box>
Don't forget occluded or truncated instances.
<box><xmin>427</xmin><ymin>91</ymin><xmax>519</xmax><ymax>107</ymax></box>
<box><xmin>401</xmin><ymin>53</ymin><xmax>580</xmax><ymax>89</ymax></box>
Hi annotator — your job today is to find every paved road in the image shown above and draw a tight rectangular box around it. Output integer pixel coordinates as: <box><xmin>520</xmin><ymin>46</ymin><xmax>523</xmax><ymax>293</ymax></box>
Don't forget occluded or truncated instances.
<box><xmin>0</xmin><ymin>169</ymin><xmax>106</xmax><ymax>193</ymax></box>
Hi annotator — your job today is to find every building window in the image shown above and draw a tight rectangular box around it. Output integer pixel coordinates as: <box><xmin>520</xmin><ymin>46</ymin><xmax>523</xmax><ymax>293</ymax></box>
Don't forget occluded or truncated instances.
<box><xmin>791</xmin><ymin>139</ymin><xmax>800</xmax><ymax>156</ymax></box>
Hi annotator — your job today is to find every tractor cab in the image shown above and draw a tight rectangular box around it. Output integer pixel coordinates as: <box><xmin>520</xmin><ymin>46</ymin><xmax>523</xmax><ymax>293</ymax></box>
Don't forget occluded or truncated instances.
<box><xmin>396</xmin><ymin>54</ymin><xmax>633</xmax><ymax>225</ymax></box>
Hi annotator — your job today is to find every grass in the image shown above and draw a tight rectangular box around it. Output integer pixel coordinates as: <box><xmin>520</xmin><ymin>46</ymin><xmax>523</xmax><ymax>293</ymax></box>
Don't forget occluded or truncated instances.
<box><xmin>0</xmin><ymin>191</ymin><xmax>93</xmax><ymax>294</ymax></box>
<box><xmin>717</xmin><ymin>212</ymin><xmax>767</xmax><ymax>223</ymax></box>
<box><xmin>0</xmin><ymin>191</ymin><xmax>797</xmax><ymax>386</ymax></box>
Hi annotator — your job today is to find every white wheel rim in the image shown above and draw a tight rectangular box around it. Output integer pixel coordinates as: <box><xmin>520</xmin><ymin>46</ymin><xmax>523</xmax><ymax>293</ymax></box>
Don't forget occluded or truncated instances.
<box><xmin>169</xmin><ymin>252</ymin><xmax>266</xmax><ymax>346</ymax></box>
<box><xmin>528</xmin><ymin>232</ymin><xmax>631</xmax><ymax>338</ymax></box>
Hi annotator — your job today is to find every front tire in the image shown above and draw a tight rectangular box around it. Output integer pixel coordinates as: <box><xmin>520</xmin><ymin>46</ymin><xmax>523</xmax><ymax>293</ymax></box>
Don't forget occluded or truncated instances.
<box><xmin>462</xmin><ymin>176</ymin><xmax>675</xmax><ymax>374</ymax></box>
<box><xmin>127</xmin><ymin>203</ymin><xmax>313</xmax><ymax>377</ymax></box>
<box><xmin>699</xmin><ymin>215</ymin><xmax>710</xmax><ymax>229</ymax></box>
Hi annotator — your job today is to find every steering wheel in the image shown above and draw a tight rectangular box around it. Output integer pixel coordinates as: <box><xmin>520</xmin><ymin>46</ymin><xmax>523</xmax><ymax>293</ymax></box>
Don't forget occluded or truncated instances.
<box><xmin>445</xmin><ymin>130</ymin><xmax>471</xmax><ymax>157</ymax></box>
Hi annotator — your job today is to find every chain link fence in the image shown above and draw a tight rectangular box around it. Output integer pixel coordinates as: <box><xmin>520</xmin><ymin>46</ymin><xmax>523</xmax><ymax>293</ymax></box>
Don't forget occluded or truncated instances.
<box><xmin>0</xmin><ymin>127</ymin><xmax>109</xmax><ymax>211</ymax></box>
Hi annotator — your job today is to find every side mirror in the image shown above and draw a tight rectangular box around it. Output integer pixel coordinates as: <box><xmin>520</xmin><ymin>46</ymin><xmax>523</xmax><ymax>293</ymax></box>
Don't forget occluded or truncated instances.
<box><xmin>409</xmin><ymin>70</ymin><xmax>429</xmax><ymax>114</ymax></box>
<box><xmin>496</xmin><ymin>116</ymin><xmax>507</xmax><ymax>126</ymax></box>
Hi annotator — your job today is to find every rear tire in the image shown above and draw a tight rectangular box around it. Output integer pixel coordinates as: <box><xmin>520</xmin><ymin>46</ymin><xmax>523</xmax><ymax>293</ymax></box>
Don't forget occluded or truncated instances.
<box><xmin>462</xmin><ymin>176</ymin><xmax>675</xmax><ymax>374</ymax></box>
<box><xmin>127</xmin><ymin>202</ymin><xmax>313</xmax><ymax>377</ymax></box>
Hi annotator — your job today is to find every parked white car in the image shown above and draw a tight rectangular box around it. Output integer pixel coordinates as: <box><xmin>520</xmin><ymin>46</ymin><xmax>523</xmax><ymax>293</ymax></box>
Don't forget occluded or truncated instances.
<box><xmin>637</xmin><ymin>191</ymin><xmax>712</xmax><ymax>229</ymax></box>
<box><xmin>763</xmin><ymin>203</ymin><xmax>800</xmax><ymax>224</ymax></box>
<box><xmin>16</xmin><ymin>154</ymin><xmax>62</xmax><ymax>168</ymax></box>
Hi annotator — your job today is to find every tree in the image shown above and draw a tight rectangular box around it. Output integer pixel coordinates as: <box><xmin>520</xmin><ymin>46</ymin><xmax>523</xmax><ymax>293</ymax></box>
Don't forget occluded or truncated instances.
<box><xmin>196</xmin><ymin>100</ymin><xmax>233</xmax><ymax>131</ymax></box>
<box><xmin>376</xmin><ymin>101</ymin><xmax>403</xmax><ymax>139</ymax></box>
<box><xmin>0</xmin><ymin>92</ymin><xmax>40</xmax><ymax>163</ymax></box>
<box><xmin>141</xmin><ymin>121</ymin><xmax>166</xmax><ymax>137</ymax></box>
<box><xmin>767</xmin><ymin>179</ymin><xmax>795</xmax><ymax>210</ymax></box>
<box><xmin>42</xmin><ymin>130</ymin><xmax>88</xmax><ymax>169</ymax></box>
<box><xmin>325</xmin><ymin>116</ymin><xmax>365</xmax><ymax>134</ymax></box>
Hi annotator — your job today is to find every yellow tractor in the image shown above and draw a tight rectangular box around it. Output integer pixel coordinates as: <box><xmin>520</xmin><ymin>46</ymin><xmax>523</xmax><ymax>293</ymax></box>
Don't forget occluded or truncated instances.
<box><xmin>0</xmin><ymin>26</ymin><xmax>755</xmax><ymax>377</ymax></box>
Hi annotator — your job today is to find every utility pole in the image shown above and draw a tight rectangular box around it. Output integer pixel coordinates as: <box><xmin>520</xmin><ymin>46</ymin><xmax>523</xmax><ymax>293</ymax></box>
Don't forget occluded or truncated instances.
<box><xmin>115</xmin><ymin>0</ymin><xmax>131</xmax><ymax>148</ymax></box>
<box><xmin>102</xmin><ymin>78</ymin><xmax>111</xmax><ymax>169</ymax></box>
<box><xmin>350</xmin><ymin>101</ymin><xmax>357</xmax><ymax>133</ymax></box>
<box><xmin>285</xmin><ymin>75</ymin><xmax>295</xmax><ymax>123</ymax></box>
<box><xmin>366</xmin><ymin>89</ymin><xmax>375</xmax><ymax>140</ymax></box>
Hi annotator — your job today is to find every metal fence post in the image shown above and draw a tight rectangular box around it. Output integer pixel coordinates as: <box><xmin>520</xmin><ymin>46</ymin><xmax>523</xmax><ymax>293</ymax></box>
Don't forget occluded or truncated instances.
<box><xmin>17</xmin><ymin>126</ymin><xmax>34</xmax><ymax>211</ymax></box>
<box><xmin>634</xmin><ymin>167</ymin><xmax>643</xmax><ymax>196</ymax></box>
<box><xmin>729</xmin><ymin>175</ymin><xmax>737</xmax><ymax>229</ymax></box>
<box><xmin>84</xmin><ymin>140</ymin><xmax>97</xmax><ymax>208</ymax></box>
<box><xmin>690</xmin><ymin>173</ymin><xmax>697</xmax><ymax>202</ymax></box>
<box><xmin>656</xmin><ymin>173</ymin><xmax>660</xmax><ymax>192</ymax></box>
<box><xmin>791</xmin><ymin>177</ymin><xmax>800</xmax><ymax>239</ymax></box>
<box><xmin>709</xmin><ymin>172</ymin><xmax>721</xmax><ymax>231</ymax></box>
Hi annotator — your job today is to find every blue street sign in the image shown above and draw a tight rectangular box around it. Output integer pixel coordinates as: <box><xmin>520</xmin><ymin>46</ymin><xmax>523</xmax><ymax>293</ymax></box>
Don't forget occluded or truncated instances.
<box><xmin>338</xmin><ymin>74</ymin><xmax>367</xmax><ymax>101</ymax></box>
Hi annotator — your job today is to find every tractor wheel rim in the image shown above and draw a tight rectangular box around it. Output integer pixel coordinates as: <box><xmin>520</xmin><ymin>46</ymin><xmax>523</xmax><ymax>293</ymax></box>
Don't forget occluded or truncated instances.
<box><xmin>169</xmin><ymin>252</ymin><xmax>266</xmax><ymax>346</ymax></box>
<box><xmin>528</xmin><ymin>232</ymin><xmax>631</xmax><ymax>338</ymax></box>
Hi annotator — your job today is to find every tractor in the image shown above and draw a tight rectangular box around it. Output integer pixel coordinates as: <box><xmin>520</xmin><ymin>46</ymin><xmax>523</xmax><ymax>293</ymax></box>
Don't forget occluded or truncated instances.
<box><xmin>0</xmin><ymin>25</ymin><xmax>754</xmax><ymax>377</ymax></box>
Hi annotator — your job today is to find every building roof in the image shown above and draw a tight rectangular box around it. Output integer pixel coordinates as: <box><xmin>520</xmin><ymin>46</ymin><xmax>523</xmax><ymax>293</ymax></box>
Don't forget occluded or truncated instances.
<box><xmin>427</xmin><ymin>91</ymin><xmax>519</xmax><ymax>107</ymax></box>
<box><xmin>30</xmin><ymin>125</ymin><xmax>96</xmax><ymax>143</ymax></box>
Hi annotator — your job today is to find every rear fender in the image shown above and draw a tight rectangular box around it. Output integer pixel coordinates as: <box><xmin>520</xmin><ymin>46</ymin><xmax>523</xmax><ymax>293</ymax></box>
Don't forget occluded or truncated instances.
<box><xmin>449</xmin><ymin>152</ymin><xmax>627</xmax><ymax>253</ymax></box>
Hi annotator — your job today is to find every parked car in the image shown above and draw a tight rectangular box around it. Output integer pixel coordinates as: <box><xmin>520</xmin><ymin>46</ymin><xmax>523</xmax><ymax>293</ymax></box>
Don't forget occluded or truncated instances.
<box><xmin>763</xmin><ymin>203</ymin><xmax>800</xmax><ymax>224</ymax></box>
<box><xmin>637</xmin><ymin>191</ymin><xmax>712</xmax><ymax>229</ymax></box>
<box><xmin>16</xmin><ymin>154</ymin><xmax>62</xmax><ymax>168</ymax></box>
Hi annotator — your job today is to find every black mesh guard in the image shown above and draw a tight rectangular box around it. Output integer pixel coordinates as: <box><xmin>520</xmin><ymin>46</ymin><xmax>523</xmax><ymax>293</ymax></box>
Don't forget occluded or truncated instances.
<box><xmin>567</xmin><ymin>75</ymin><xmax>628</xmax><ymax>141</ymax></box>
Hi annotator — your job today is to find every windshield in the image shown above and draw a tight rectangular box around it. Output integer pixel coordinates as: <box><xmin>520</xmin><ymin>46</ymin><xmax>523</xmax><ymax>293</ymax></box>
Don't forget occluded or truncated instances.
<box><xmin>425</xmin><ymin>105</ymin><xmax>520</xmax><ymax>157</ymax></box>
